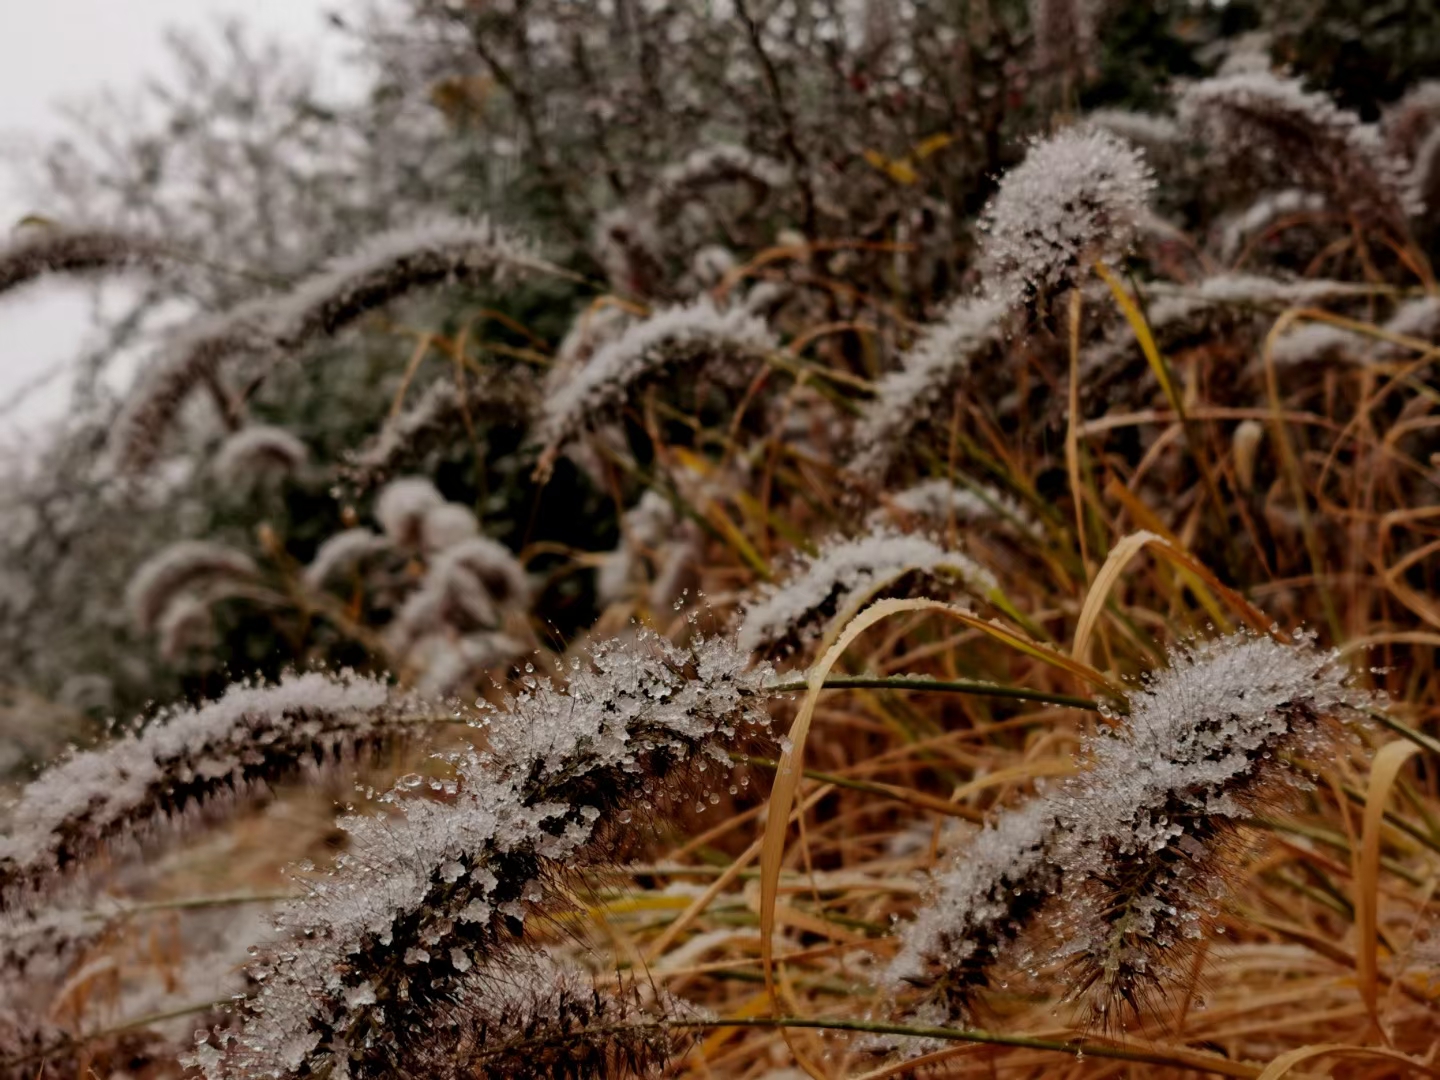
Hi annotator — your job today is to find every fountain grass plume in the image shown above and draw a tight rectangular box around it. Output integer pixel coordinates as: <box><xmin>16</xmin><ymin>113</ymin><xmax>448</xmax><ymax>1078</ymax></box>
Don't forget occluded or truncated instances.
<box><xmin>199</xmin><ymin>629</ymin><xmax>770</xmax><ymax>1080</ymax></box>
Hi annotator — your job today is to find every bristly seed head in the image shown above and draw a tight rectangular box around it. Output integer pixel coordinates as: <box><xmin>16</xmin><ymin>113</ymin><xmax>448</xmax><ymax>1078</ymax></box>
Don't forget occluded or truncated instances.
<box><xmin>979</xmin><ymin>127</ymin><xmax>1154</xmax><ymax>307</ymax></box>
<box><xmin>886</xmin><ymin>631</ymin><xmax>1361</xmax><ymax>1032</ymax></box>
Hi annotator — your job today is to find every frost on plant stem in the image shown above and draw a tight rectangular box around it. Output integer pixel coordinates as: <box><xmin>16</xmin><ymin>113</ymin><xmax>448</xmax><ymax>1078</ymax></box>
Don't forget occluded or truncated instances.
<box><xmin>198</xmin><ymin>630</ymin><xmax>770</xmax><ymax>1080</ymax></box>
<box><xmin>887</xmin><ymin>631</ymin><xmax>1359</xmax><ymax>1029</ymax></box>
<box><xmin>124</xmin><ymin>540</ymin><xmax>259</xmax><ymax>633</ymax></box>
<box><xmin>212</xmin><ymin>424</ymin><xmax>308</xmax><ymax>486</ymax></box>
<box><xmin>0</xmin><ymin>225</ymin><xmax>167</xmax><ymax>300</ymax></box>
<box><xmin>736</xmin><ymin>526</ymin><xmax>997</xmax><ymax>659</ymax></box>
<box><xmin>978</xmin><ymin>127</ymin><xmax>1154</xmax><ymax>307</ymax></box>
<box><xmin>847</xmin><ymin>296</ymin><xmax>1008</xmax><ymax>481</ymax></box>
<box><xmin>111</xmin><ymin>216</ymin><xmax>554</xmax><ymax>473</ymax></box>
<box><xmin>1179</xmin><ymin>71</ymin><xmax>1416</xmax><ymax>228</ymax></box>
<box><xmin>0</xmin><ymin>672</ymin><xmax>403</xmax><ymax>911</ymax></box>
<box><xmin>535</xmin><ymin>297</ymin><xmax>778</xmax><ymax>477</ymax></box>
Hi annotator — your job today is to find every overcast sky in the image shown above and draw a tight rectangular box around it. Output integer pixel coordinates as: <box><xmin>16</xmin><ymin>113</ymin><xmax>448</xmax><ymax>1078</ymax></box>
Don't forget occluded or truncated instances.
<box><xmin>0</xmin><ymin>0</ymin><xmax>339</xmax><ymax>444</ymax></box>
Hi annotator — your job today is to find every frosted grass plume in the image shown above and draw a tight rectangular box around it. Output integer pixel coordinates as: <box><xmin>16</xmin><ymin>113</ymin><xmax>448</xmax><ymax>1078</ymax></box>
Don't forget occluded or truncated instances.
<box><xmin>124</xmin><ymin>540</ymin><xmax>259</xmax><ymax>633</ymax></box>
<box><xmin>113</xmin><ymin>216</ymin><xmax>556</xmax><ymax>472</ymax></box>
<box><xmin>0</xmin><ymin>226</ymin><xmax>167</xmax><ymax>301</ymax></box>
<box><xmin>650</xmin><ymin>144</ymin><xmax>789</xmax><ymax>219</ymax></box>
<box><xmin>385</xmin><ymin>535</ymin><xmax>532</xmax><ymax>654</ymax></box>
<box><xmin>1179</xmin><ymin>71</ymin><xmax>1416</xmax><ymax>228</ymax></box>
<box><xmin>870</xmin><ymin>478</ymin><xmax>1036</xmax><ymax>537</ymax></box>
<box><xmin>199</xmin><ymin>630</ymin><xmax>770</xmax><ymax>1080</ymax></box>
<box><xmin>1218</xmin><ymin>189</ymin><xmax>1326</xmax><ymax>262</ymax></box>
<box><xmin>378</xmin><ymin>951</ymin><xmax>689</xmax><ymax>1080</ymax></box>
<box><xmin>374</xmin><ymin>475</ymin><xmax>445</xmax><ymax>547</ymax></box>
<box><xmin>212</xmin><ymin>424</ymin><xmax>308</xmax><ymax>486</ymax></box>
<box><xmin>737</xmin><ymin>526</ymin><xmax>997</xmax><ymax>658</ymax></box>
<box><xmin>304</xmin><ymin>528</ymin><xmax>394</xmax><ymax>591</ymax></box>
<box><xmin>848</xmin><ymin>296</ymin><xmax>1008</xmax><ymax>481</ymax></box>
<box><xmin>888</xmin><ymin>632</ymin><xmax>1359</xmax><ymax>1028</ymax></box>
<box><xmin>347</xmin><ymin>373</ymin><xmax>537</xmax><ymax>485</ymax></box>
<box><xmin>978</xmin><ymin>127</ymin><xmax>1154</xmax><ymax>307</ymax></box>
<box><xmin>0</xmin><ymin>672</ymin><xmax>404</xmax><ymax>911</ymax></box>
<box><xmin>535</xmin><ymin>297</ymin><xmax>777</xmax><ymax>478</ymax></box>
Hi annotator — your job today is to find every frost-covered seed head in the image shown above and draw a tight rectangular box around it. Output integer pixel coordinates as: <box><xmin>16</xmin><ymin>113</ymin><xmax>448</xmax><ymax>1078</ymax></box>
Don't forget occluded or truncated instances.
<box><xmin>124</xmin><ymin>541</ymin><xmax>259</xmax><ymax>633</ymax></box>
<box><xmin>0</xmin><ymin>226</ymin><xmax>166</xmax><ymax>300</ymax></box>
<box><xmin>374</xmin><ymin>475</ymin><xmax>445</xmax><ymax>547</ymax></box>
<box><xmin>848</xmin><ymin>297</ymin><xmax>1008</xmax><ymax>481</ymax></box>
<box><xmin>111</xmin><ymin>216</ymin><xmax>553</xmax><ymax>473</ymax></box>
<box><xmin>212</xmin><ymin>424</ymin><xmax>308</xmax><ymax>486</ymax></box>
<box><xmin>536</xmin><ymin>297</ymin><xmax>777</xmax><ymax>475</ymax></box>
<box><xmin>0</xmin><ymin>672</ymin><xmax>402</xmax><ymax>910</ymax></box>
<box><xmin>303</xmin><ymin>528</ymin><xmax>394</xmax><ymax>591</ymax></box>
<box><xmin>888</xmin><ymin>632</ymin><xmax>1360</xmax><ymax>1026</ymax></box>
<box><xmin>738</xmin><ymin>526</ymin><xmax>997</xmax><ymax>658</ymax></box>
<box><xmin>1179</xmin><ymin>71</ymin><xmax>1416</xmax><ymax>226</ymax></box>
<box><xmin>979</xmin><ymin>127</ymin><xmax>1154</xmax><ymax>306</ymax></box>
<box><xmin>420</xmin><ymin>501</ymin><xmax>481</xmax><ymax>553</ymax></box>
<box><xmin>199</xmin><ymin>630</ymin><xmax>770</xmax><ymax>1080</ymax></box>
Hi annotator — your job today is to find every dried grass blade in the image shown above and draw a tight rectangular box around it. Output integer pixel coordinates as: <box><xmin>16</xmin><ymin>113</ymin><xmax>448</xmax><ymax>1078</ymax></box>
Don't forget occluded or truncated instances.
<box><xmin>1355</xmin><ymin>739</ymin><xmax>1421</xmax><ymax>1033</ymax></box>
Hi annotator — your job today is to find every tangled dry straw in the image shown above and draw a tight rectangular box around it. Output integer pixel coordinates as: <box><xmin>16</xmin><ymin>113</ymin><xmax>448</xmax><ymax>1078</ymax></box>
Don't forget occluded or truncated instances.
<box><xmin>4</xmin><ymin>12</ymin><xmax>1440</xmax><ymax>1080</ymax></box>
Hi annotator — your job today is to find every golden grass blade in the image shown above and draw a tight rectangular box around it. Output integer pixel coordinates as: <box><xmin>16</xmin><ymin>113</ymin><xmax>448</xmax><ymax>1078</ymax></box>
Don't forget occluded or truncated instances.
<box><xmin>760</xmin><ymin>597</ymin><xmax>1123</xmax><ymax>1010</ymax></box>
<box><xmin>1066</xmin><ymin>286</ymin><xmax>1091</xmax><ymax>574</ymax></box>
<box><xmin>1255</xmin><ymin>1043</ymin><xmax>1439</xmax><ymax>1079</ymax></box>
<box><xmin>1072</xmin><ymin>530</ymin><xmax>1273</xmax><ymax>668</ymax></box>
<box><xmin>1355</xmin><ymin>739</ymin><xmax>1421</xmax><ymax>1033</ymax></box>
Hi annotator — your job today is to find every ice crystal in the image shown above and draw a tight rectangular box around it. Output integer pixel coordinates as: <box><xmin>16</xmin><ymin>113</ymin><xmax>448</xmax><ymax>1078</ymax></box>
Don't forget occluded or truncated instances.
<box><xmin>888</xmin><ymin>632</ymin><xmax>1359</xmax><ymax>1026</ymax></box>
<box><xmin>124</xmin><ymin>540</ymin><xmax>258</xmax><ymax>633</ymax></box>
<box><xmin>1179</xmin><ymin>71</ymin><xmax>1415</xmax><ymax>226</ymax></box>
<box><xmin>848</xmin><ymin>297</ymin><xmax>1008</xmax><ymax>481</ymax></box>
<box><xmin>536</xmin><ymin>297</ymin><xmax>777</xmax><ymax>473</ymax></box>
<box><xmin>212</xmin><ymin>424</ymin><xmax>308</xmax><ymax>486</ymax></box>
<box><xmin>978</xmin><ymin>127</ymin><xmax>1154</xmax><ymax>305</ymax></box>
<box><xmin>737</xmin><ymin>526</ymin><xmax>997</xmax><ymax>657</ymax></box>
<box><xmin>0</xmin><ymin>672</ymin><xmax>401</xmax><ymax>910</ymax></box>
<box><xmin>199</xmin><ymin>630</ymin><xmax>769</xmax><ymax>1080</ymax></box>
